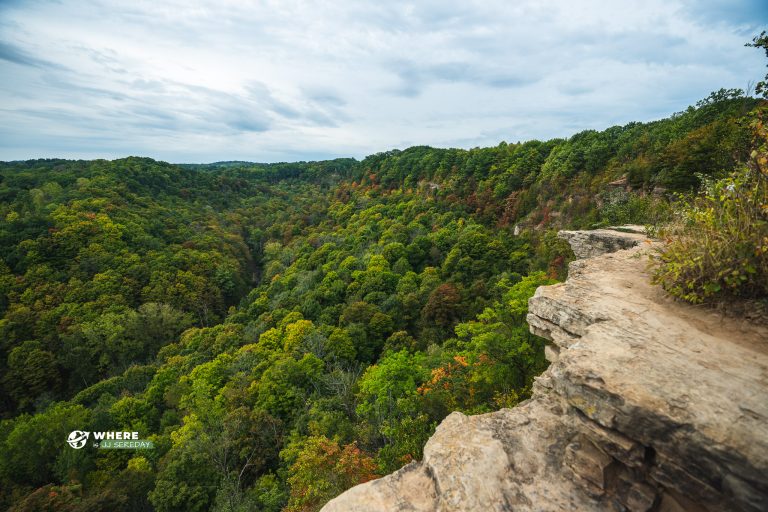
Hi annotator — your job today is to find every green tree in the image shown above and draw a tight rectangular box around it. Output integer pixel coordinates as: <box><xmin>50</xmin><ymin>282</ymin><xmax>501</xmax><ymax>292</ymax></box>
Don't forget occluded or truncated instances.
<box><xmin>747</xmin><ymin>31</ymin><xmax>768</xmax><ymax>97</ymax></box>
<box><xmin>284</xmin><ymin>436</ymin><xmax>378</xmax><ymax>512</ymax></box>
<box><xmin>4</xmin><ymin>341</ymin><xmax>60</xmax><ymax>410</ymax></box>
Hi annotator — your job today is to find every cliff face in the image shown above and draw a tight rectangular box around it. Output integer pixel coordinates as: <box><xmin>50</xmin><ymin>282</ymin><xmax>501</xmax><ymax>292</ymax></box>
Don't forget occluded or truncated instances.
<box><xmin>322</xmin><ymin>229</ymin><xmax>768</xmax><ymax>512</ymax></box>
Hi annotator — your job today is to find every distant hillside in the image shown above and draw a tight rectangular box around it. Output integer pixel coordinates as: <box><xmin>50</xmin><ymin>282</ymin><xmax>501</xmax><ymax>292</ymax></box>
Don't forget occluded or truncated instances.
<box><xmin>354</xmin><ymin>89</ymin><xmax>757</xmax><ymax>230</ymax></box>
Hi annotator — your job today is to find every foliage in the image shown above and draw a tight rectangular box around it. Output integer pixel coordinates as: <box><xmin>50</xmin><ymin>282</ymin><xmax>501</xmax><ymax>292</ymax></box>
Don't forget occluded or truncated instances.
<box><xmin>424</xmin><ymin>272</ymin><xmax>555</xmax><ymax>414</ymax></box>
<box><xmin>284</xmin><ymin>437</ymin><xmax>377</xmax><ymax>512</ymax></box>
<box><xmin>596</xmin><ymin>190</ymin><xmax>672</xmax><ymax>228</ymax></box>
<box><xmin>747</xmin><ymin>31</ymin><xmax>768</xmax><ymax>98</ymax></box>
<box><xmin>653</xmin><ymin>108</ymin><xmax>768</xmax><ymax>303</ymax></box>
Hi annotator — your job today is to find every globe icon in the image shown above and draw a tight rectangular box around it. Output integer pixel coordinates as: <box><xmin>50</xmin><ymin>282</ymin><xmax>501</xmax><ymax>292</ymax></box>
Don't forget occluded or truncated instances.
<box><xmin>66</xmin><ymin>430</ymin><xmax>89</xmax><ymax>449</ymax></box>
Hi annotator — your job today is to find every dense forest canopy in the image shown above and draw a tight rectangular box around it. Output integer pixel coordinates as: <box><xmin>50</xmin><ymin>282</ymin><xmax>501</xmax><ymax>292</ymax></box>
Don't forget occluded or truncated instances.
<box><xmin>0</xmin><ymin>91</ymin><xmax>761</xmax><ymax>512</ymax></box>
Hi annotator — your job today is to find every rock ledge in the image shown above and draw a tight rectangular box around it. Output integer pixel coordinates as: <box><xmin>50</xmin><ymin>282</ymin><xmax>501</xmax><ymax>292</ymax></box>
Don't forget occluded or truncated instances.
<box><xmin>557</xmin><ymin>225</ymin><xmax>648</xmax><ymax>258</ymax></box>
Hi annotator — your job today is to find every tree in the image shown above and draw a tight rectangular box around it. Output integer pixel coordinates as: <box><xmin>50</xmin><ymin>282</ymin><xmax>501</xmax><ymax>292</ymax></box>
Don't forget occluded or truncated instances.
<box><xmin>149</xmin><ymin>446</ymin><xmax>218</xmax><ymax>512</ymax></box>
<box><xmin>747</xmin><ymin>31</ymin><xmax>768</xmax><ymax>97</ymax></box>
<box><xmin>356</xmin><ymin>350</ymin><xmax>429</xmax><ymax>449</ymax></box>
<box><xmin>430</xmin><ymin>272</ymin><xmax>555</xmax><ymax>412</ymax></box>
<box><xmin>4</xmin><ymin>341</ymin><xmax>60</xmax><ymax>410</ymax></box>
<box><xmin>255</xmin><ymin>354</ymin><xmax>323</xmax><ymax>419</ymax></box>
<box><xmin>422</xmin><ymin>283</ymin><xmax>462</xmax><ymax>327</ymax></box>
<box><xmin>127</xmin><ymin>303</ymin><xmax>194</xmax><ymax>358</ymax></box>
<box><xmin>284</xmin><ymin>436</ymin><xmax>378</xmax><ymax>512</ymax></box>
<box><xmin>0</xmin><ymin>404</ymin><xmax>90</xmax><ymax>488</ymax></box>
<box><xmin>207</xmin><ymin>407</ymin><xmax>282</xmax><ymax>512</ymax></box>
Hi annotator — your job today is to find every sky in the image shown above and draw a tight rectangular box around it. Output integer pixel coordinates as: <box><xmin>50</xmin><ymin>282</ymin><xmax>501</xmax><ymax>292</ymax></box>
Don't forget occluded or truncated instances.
<box><xmin>0</xmin><ymin>0</ymin><xmax>766</xmax><ymax>163</ymax></box>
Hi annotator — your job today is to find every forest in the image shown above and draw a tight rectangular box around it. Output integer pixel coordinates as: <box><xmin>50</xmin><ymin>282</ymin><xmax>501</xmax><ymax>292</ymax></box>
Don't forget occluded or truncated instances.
<box><xmin>0</xmin><ymin>90</ymin><xmax>762</xmax><ymax>512</ymax></box>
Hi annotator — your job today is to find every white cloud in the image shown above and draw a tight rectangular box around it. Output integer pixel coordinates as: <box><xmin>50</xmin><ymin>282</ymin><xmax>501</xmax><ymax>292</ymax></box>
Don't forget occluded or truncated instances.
<box><xmin>0</xmin><ymin>0</ymin><xmax>765</xmax><ymax>162</ymax></box>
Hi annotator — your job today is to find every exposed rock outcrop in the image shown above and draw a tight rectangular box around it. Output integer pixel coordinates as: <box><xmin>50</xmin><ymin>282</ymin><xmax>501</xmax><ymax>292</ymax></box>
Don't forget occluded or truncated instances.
<box><xmin>322</xmin><ymin>228</ymin><xmax>768</xmax><ymax>512</ymax></box>
<box><xmin>558</xmin><ymin>225</ymin><xmax>647</xmax><ymax>258</ymax></box>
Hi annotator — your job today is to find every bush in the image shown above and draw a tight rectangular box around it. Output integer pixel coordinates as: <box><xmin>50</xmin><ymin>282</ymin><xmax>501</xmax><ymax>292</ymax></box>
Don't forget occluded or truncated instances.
<box><xmin>596</xmin><ymin>189</ymin><xmax>672</xmax><ymax>228</ymax></box>
<box><xmin>652</xmin><ymin>110</ymin><xmax>768</xmax><ymax>303</ymax></box>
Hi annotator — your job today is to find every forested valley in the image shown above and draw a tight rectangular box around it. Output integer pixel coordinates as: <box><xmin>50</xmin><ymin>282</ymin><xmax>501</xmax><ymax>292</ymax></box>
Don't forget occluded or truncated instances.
<box><xmin>0</xmin><ymin>90</ymin><xmax>761</xmax><ymax>512</ymax></box>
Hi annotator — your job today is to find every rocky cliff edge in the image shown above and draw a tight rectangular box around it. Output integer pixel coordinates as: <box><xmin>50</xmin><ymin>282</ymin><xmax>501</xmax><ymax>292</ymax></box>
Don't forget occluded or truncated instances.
<box><xmin>322</xmin><ymin>228</ymin><xmax>768</xmax><ymax>512</ymax></box>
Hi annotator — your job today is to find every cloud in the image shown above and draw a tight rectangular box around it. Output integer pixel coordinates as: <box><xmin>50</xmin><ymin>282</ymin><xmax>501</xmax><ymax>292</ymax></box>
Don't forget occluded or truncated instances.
<box><xmin>386</xmin><ymin>59</ymin><xmax>538</xmax><ymax>98</ymax></box>
<box><xmin>303</xmin><ymin>87</ymin><xmax>347</xmax><ymax>107</ymax></box>
<box><xmin>680</xmin><ymin>0</ymin><xmax>768</xmax><ymax>27</ymax></box>
<box><xmin>0</xmin><ymin>40</ymin><xmax>65</xmax><ymax>69</ymax></box>
<box><xmin>244</xmin><ymin>82</ymin><xmax>348</xmax><ymax>128</ymax></box>
<box><xmin>224</xmin><ymin>114</ymin><xmax>270</xmax><ymax>133</ymax></box>
<box><xmin>0</xmin><ymin>0</ymin><xmax>764</xmax><ymax>162</ymax></box>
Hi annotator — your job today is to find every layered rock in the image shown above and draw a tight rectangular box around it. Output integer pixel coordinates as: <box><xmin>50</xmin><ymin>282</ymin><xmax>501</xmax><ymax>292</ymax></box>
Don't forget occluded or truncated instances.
<box><xmin>322</xmin><ymin>228</ymin><xmax>768</xmax><ymax>512</ymax></box>
<box><xmin>557</xmin><ymin>225</ymin><xmax>647</xmax><ymax>258</ymax></box>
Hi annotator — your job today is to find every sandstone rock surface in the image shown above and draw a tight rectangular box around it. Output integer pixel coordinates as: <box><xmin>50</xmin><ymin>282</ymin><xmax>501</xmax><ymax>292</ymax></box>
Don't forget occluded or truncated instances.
<box><xmin>558</xmin><ymin>225</ymin><xmax>647</xmax><ymax>258</ymax></box>
<box><xmin>322</xmin><ymin>229</ymin><xmax>768</xmax><ymax>512</ymax></box>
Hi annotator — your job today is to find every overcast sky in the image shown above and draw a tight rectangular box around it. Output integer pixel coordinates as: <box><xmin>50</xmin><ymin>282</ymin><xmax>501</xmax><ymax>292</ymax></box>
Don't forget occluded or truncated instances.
<box><xmin>0</xmin><ymin>0</ymin><xmax>766</xmax><ymax>163</ymax></box>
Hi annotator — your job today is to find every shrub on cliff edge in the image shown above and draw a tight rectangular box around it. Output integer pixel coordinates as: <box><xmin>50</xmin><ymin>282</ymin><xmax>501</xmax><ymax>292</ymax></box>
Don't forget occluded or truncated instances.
<box><xmin>652</xmin><ymin>107</ymin><xmax>768</xmax><ymax>304</ymax></box>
